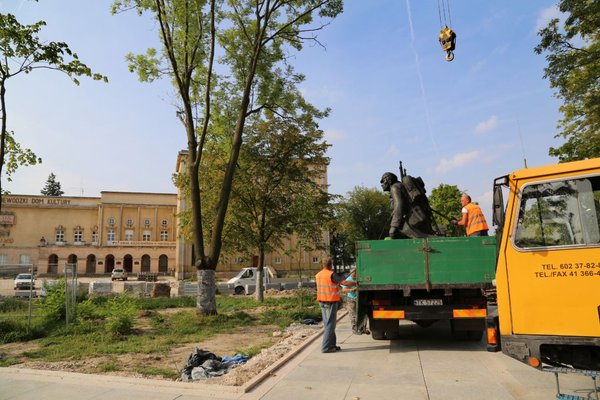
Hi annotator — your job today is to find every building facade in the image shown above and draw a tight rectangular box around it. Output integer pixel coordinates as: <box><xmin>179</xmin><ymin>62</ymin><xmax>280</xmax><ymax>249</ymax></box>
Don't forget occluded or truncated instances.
<box><xmin>0</xmin><ymin>192</ymin><xmax>177</xmax><ymax>276</ymax></box>
<box><xmin>0</xmin><ymin>152</ymin><xmax>329</xmax><ymax>278</ymax></box>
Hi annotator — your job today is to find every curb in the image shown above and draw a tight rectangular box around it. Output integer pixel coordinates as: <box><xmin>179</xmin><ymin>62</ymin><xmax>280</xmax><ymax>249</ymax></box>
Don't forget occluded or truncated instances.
<box><xmin>241</xmin><ymin>310</ymin><xmax>348</xmax><ymax>393</ymax></box>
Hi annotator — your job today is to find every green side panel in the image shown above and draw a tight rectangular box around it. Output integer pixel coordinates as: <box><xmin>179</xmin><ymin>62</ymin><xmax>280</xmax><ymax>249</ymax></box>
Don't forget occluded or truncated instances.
<box><xmin>356</xmin><ymin>238</ymin><xmax>427</xmax><ymax>285</ymax></box>
<box><xmin>356</xmin><ymin>236</ymin><xmax>496</xmax><ymax>286</ymax></box>
<box><xmin>427</xmin><ymin>236</ymin><xmax>496</xmax><ymax>284</ymax></box>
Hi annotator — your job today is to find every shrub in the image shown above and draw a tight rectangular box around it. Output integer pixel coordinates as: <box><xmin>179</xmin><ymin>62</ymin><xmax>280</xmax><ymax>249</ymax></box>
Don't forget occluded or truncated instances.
<box><xmin>104</xmin><ymin>295</ymin><xmax>136</xmax><ymax>336</ymax></box>
<box><xmin>39</xmin><ymin>280</ymin><xmax>67</xmax><ymax>322</ymax></box>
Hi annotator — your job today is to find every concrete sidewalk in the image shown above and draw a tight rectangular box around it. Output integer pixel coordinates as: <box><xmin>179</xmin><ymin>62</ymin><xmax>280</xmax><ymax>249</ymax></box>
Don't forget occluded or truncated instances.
<box><xmin>1</xmin><ymin>316</ymin><xmax>597</xmax><ymax>400</ymax></box>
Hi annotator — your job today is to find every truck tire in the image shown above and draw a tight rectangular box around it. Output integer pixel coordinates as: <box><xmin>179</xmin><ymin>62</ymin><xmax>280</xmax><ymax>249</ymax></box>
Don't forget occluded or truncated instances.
<box><xmin>371</xmin><ymin>330</ymin><xmax>386</xmax><ymax>340</ymax></box>
<box><xmin>234</xmin><ymin>286</ymin><xmax>245</xmax><ymax>295</ymax></box>
<box><xmin>385</xmin><ymin>330</ymin><xmax>400</xmax><ymax>340</ymax></box>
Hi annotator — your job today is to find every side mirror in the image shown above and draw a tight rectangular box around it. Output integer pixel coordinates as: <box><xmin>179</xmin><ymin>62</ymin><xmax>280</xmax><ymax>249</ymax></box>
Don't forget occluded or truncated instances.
<box><xmin>492</xmin><ymin>177</ymin><xmax>507</xmax><ymax>229</ymax></box>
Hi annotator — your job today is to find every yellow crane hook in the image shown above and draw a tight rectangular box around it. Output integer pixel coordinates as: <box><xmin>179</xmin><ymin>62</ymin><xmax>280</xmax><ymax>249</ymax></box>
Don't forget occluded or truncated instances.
<box><xmin>439</xmin><ymin>26</ymin><xmax>456</xmax><ymax>62</ymax></box>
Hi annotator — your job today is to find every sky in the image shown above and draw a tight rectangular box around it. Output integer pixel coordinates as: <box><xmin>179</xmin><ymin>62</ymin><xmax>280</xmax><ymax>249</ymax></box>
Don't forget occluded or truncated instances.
<box><xmin>2</xmin><ymin>0</ymin><xmax>564</xmax><ymax>226</ymax></box>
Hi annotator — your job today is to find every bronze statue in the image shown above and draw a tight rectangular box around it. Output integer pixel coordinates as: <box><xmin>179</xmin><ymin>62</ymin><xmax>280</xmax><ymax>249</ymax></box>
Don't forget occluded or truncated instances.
<box><xmin>380</xmin><ymin>172</ymin><xmax>436</xmax><ymax>239</ymax></box>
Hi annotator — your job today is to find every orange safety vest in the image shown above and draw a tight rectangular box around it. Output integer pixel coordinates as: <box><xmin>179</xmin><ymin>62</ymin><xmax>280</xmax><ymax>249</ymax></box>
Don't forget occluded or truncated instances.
<box><xmin>316</xmin><ymin>269</ymin><xmax>340</xmax><ymax>302</ymax></box>
<box><xmin>464</xmin><ymin>203</ymin><xmax>489</xmax><ymax>236</ymax></box>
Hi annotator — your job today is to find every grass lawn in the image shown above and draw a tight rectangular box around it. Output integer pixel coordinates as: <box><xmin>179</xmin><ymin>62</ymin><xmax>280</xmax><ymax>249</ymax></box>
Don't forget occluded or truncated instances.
<box><xmin>0</xmin><ymin>288</ymin><xmax>320</xmax><ymax>379</ymax></box>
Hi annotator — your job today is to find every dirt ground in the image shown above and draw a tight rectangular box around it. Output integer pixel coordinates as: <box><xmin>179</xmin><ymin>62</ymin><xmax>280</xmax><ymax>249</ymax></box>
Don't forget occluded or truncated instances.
<box><xmin>1</xmin><ymin>323</ymin><xmax>320</xmax><ymax>386</ymax></box>
<box><xmin>0</xmin><ymin>296</ymin><xmax>322</xmax><ymax>386</ymax></box>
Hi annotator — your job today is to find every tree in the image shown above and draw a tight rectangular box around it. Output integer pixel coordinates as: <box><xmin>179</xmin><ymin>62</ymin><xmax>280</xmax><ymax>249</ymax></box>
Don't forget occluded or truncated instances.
<box><xmin>114</xmin><ymin>0</ymin><xmax>343</xmax><ymax>315</ymax></box>
<box><xmin>41</xmin><ymin>173</ymin><xmax>64</xmax><ymax>196</ymax></box>
<box><xmin>0</xmin><ymin>12</ymin><xmax>107</xmax><ymax>206</ymax></box>
<box><xmin>429</xmin><ymin>183</ymin><xmax>464</xmax><ymax>236</ymax></box>
<box><xmin>534</xmin><ymin>0</ymin><xmax>600</xmax><ymax>162</ymax></box>
<box><xmin>228</xmin><ymin>110</ymin><xmax>332</xmax><ymax>301</ymax></box>
<box><xmin>333</xmin><ymin>186</ymin><xmax>391</xmax><ymax>265</ymax></box>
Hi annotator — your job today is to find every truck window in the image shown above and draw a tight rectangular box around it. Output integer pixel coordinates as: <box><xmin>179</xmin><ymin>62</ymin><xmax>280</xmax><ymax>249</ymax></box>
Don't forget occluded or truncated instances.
<box><xmin>513</xmin><ymin>175</ymin><xmax>600</xmax><ymax>249</ymax></box>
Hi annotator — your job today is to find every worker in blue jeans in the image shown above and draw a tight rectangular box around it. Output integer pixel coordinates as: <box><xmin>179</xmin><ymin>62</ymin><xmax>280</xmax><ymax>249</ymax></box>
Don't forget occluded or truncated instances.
<box><xmin>315</xmin><ymin>259</ymin><xmax>347</xmax><ymax>353</ymax></box>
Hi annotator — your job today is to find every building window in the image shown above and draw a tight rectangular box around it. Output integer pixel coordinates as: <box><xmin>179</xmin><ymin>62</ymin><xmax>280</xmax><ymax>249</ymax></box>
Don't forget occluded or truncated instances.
<box><xmin>234</xmin><ymin>257</ymin><xmax>242</xmax><ymax>264</ymax></box>
<box><xmin>108</xmin><ymin>217</ymin><xmax>115</xmax><ymax>226</ymax></box>
<box><xmin>142</xmin><ymin>230</ymin><xmax>151</xmax><ymax>241</ymax></box>
<box><xmin>125</xmin><ymin>229</ymin><xmax>134</xmax><ymax>241</ymax></box>
<box><xmin>144</xmin><ymin>218</ymin><xmax>151</xmax><ymax>227</ymax></box>
<box><xmin>74</xmin><ymin>228</ymin><xmax>83</xmax><ymax>243</ymax></box>
<box><xmin>312</xmin><ymin>256</ymin><xmax>320</xmax><ymax>264</ymax></box>
<box><xmin>56</xmin><ymin>227</ymin><xmax>65</xmax><ymax>243</ymax></box>
<box><xmin>126</xmin><ymin>218</ymin><xmax>134</xmax><ymax>228</ymax></box>
<box><xmin>107</xmin><ymin>229</ymin><xmax>115</xmax><ymax>242</ymax></box>
<box><xmin>0</xmin><ymin>254</ymin><xmax>7</xmax><ymax>265</ymax></box>
<box><xmin>19</xmin><ymin>254</ymin><xmax>30</xmax><ymax>265</ymax></box>
<box><xmin>160</xmin><ymin>230</ymin><xmax>168</xmax><ymax>241</ymax></box>
<box><xmin>274</xmin><ymin>256</ymin><xmax>282</xmax><ymax>264</ymax></box>
<box><xmin>161</xmin><ymin>219</ymin><xmax>169</xmax><ymax>227</ymax></box>
<box><xmin>92</xmin><ymin>231</ymin><xmax>98</xmax><ymax>243</ymax></box>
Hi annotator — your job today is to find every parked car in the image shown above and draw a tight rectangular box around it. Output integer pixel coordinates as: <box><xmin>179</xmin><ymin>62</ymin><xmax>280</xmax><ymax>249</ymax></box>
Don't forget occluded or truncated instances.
<box><xmin>111</xmin><ymin>268</ymin><xmax>128</xmax><ymax>281</ymax></box>
<box><xmin>14</xmin><ymin>273</ymin><xmax>36</xmax><ymax>290</ymax></box>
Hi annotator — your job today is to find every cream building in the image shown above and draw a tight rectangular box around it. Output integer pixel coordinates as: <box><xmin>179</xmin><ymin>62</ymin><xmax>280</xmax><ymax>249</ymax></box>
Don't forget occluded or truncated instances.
<box><xmin>0</xmin><ymin>192</ymin><xmax>177</xmax><ymax>276</ymax></box>
<box><xmin>0</xmin><ymin>152</ymin><xmax>329</xmax><ymax>278</ymax></box>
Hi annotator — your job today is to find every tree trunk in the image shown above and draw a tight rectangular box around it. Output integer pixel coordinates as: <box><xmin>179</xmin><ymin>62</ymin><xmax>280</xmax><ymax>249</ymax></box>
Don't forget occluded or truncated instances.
<box><xmin>0</xmin><ymin>79</ymin><xmax>7</xmax><ymax>212</ymax></box>
<box><xmin>196</xmin><ymin>269</ymin><xmax>217</xmax><ymax>315</ymax></box>
<box><xmin>255</xmin><ymin>246</ymin><xmax>266</xmax><ymax>302</ymax></box>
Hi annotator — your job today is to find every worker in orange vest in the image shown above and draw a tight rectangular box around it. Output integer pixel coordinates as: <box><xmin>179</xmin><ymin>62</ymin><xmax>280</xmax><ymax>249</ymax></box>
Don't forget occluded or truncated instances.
<box><xmin>315</xmin><ymin>258</ymin><xmax>347</xmax><ymax>353</ymax></box>
<box><xmin>454</xmin><ymin>194</ymin><xmax>489</xmax><ymax>236</ymax></box>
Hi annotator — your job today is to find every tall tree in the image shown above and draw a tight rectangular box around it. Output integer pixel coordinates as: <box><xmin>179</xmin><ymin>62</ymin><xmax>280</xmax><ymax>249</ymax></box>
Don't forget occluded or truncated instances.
<box><xmin>534</xmin><ymin>0</ymin><xmax>600</xmax><ymax>162</ymax></box>
<box><xmin>429</xmin><ymin>183</ymin><xmax>464</xmax><ymax>236</ymax></box>
<box><xmin>40</xmin><ymin>173</ymin><xmax>64</xmax><ymax>196</ymax></box>
<box><xmin>114</xmin><ymin>0</ymin><xmax>343</xmax><ymax>315</ymax></box>
<box><xmin>0</xmin><ymin>12</ymin><xmax>107</xmax><ymax>206</ymax></box>
<box><xmin>229</xmin><ymin>109</ymin><xmax>332</xmax><ymax>301</ymax></box>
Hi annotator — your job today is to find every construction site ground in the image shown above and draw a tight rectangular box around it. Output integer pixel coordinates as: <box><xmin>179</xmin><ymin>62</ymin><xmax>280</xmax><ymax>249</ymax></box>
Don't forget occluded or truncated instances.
<box><xmin>1</xmin><ymin>313</ymin><xmax>596</xmax><ymax>400</ymax></box>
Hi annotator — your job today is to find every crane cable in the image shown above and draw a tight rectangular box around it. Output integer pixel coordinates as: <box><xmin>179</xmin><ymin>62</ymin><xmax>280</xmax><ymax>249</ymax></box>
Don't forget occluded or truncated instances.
<box><xmin>437</xmin><ymin>0</ymin><xmax>452</xmax><ymax>30</ymax></box>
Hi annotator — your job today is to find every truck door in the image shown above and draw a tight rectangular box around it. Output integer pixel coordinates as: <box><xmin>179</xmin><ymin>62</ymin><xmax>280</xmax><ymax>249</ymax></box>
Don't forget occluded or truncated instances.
<box><xmin>503</xmin><ymin>174</ymin><xmax>600</xmax><ymax>337</ymax></box>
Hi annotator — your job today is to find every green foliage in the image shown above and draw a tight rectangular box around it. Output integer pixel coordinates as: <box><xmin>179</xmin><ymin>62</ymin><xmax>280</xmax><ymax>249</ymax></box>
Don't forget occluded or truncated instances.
<box><xmin>0</xmin><ymin>12</ymin><xmax>107</xmax><ymax>193</ymax></box>
<box><xmin>534</xmin><ymin>0</ymin><xmax>600</xmax><ymax>162</ymax></box>
<box><xmin>0</xmin><ymin>292</ymin><xmax>319</xmax><ymax>376</ymax></box>
<box><xmin>76</xmin><ymin>298</ymin><xmax>103</xmax><ymax>321</ymax></box>
<box><xmin>331</xmin><ymin>186</ymin><xmax>391</xmax><ymax>264</ymax></box>
<box><xmin>39</xmin><ymin>279</ymin><xmax>67</xmax><ymax>322</ymax></box>
<box><xmin>429</xmin><ymin>184</ymin><xmax>465</xmax><ymax>236</ymax></box>
<box><xmin>97</xmin><ymin>359</ymin><xmax>121</xmax><ymax>373</ymax></box>
<box><xmin>104</xmin><ymin>295</ymin><xmax>136</xmax><ymax>336</ymax></box>
<box><xmin>135</xmin><ymin>295</ymin><xmax>196</xmax><ymax>310</ymax></box>
<box><xmin>0</xmin><ymin>297</ymin><xmax>28</xmax><ymax>312</ymax></box>
<box><xmin>3</xmin><ymin>131</ymin><xmax>41</xmax><ymax>186</ymax></box>
<box><xmin>227</xmin><ymin>108</ymin><xmax>334</xmax><ymax>301</ymax></box>
<box><xmin>235</xmin><ymin>345</ymin><xmax>264</xmax><ymax>358</ymax></box>
<box><xmin>112</xmin><ymin>0</ymin><xmax>343</xmax><ymax>317</ymax></box>
<box><xmin>40</xmin><ymin>172</ymin><xmax>64</xmax><ymax>196</ymax></box>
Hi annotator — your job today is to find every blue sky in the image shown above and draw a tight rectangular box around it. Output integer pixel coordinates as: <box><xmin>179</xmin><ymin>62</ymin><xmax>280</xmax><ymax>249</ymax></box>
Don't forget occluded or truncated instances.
<box><xmin>3</xmin><ymin>1</ymin><xmax>563</xmax><ymax>224</ymax></box>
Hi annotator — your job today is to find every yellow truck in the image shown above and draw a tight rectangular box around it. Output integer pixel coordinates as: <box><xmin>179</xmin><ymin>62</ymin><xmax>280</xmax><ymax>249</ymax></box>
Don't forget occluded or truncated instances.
<box><xmin>488</xmin><ymin>157</ymin><xmax>600</xmax><ymax>390</ymax></box>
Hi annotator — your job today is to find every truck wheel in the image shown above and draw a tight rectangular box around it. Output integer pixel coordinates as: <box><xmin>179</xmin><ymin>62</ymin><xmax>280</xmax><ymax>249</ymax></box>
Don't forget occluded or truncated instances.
<box><xmin>385</xmin><ymin>330</ymin><xmax>400</xmax><ymax>340</ymax></box>
<box><xmin>234</xmin><ymin>286</ymin><xmax>245</xmax><ymax>295</ymax></box>
<box><xmin>371</xmin><ymin>330</ymin><xmax>386</xmax><ymax>340</ymax></box>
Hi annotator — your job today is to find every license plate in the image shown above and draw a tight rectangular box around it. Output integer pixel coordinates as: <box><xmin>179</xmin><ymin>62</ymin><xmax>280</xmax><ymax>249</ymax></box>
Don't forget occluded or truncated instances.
<box><xmin>414</xmin><ymin>299</ymin><xmax>443</xmax><ymax>306</ymax></box>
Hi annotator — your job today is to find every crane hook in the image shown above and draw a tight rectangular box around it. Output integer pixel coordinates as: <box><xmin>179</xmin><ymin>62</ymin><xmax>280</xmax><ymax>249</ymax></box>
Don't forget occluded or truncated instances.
<box><xmin>438</xmin><ymin>26</ymin><xmax>456</xmax><ymax>62</ymax></box>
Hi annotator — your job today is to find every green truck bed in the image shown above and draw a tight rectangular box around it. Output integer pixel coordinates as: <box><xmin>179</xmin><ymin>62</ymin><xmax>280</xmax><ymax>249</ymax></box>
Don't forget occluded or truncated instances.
<box><xmin>356</xmin><ymin>236</ymin><xmax>496</xmax><ymax>289</ymax></box>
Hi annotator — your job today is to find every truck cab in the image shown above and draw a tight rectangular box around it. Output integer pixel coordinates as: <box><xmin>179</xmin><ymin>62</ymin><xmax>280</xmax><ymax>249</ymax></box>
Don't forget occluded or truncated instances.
<box><xmin>492</xmin><ymin>157</ymin><xmax>600</xmax><ymax>371</ymax></box>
